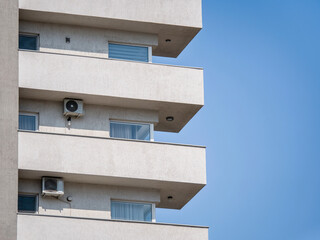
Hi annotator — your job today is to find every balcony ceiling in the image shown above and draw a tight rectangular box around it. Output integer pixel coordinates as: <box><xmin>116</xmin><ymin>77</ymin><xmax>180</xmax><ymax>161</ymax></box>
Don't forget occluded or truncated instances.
<box><xmin>19</xmin><ymin>0</ymin><xmax>202</xmax><ymax>58</ymax></box>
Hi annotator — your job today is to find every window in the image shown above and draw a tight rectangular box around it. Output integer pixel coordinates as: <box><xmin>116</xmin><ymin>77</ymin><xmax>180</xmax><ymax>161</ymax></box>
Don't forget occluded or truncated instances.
<box><xmin>109</xmin><ymin>43</ymin><xmax>149</xmax><ymax>62</ymax></box>
<box><xmin>19</xmin><ymin>33</ymin><xmax>39</xmax><ymax>50</ymax></box>
<box><xmin>18</xmin><ymin>194</ymin><xmax>37</xmax><ymax>213</ymax></box>
<box><xmin>110</xmin><ymin>121</ymin><xmax>153</xmax><ymax>141</ymax></box>
<box><xmin>19</xmin><ymin>113</ymin><xmax>38</xmax><ymax>131</ymax></box>
<box><xmin>111</xmin><ymin>201</ymin><xmax>153</xmax><ymax>222</ymax></box>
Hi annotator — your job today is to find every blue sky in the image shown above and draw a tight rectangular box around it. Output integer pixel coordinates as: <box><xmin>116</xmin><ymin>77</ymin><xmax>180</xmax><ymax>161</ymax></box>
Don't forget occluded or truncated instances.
<box><xmin>153</xmin><ymin>0</ymin><xmax>320</xmax><ymax>239</ymax></box>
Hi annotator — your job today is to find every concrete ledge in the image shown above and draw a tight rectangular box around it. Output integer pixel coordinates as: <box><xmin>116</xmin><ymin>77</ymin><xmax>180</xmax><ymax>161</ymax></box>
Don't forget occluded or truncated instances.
<box><xmin>18</xmin><ymin>213</ymin><xmax>209</xmax><ymax>229</ymax></box>
<box><xmin>18</xmin><ymin>131</ymin><xmax>207</xmax><ymax>209</ymax></box>
<box><xmin>19</xmin><ymin>49</ymin><xmax>203</xmax><ymax>70</ymax></box>
<box><xmin>19</xmin><ymin>0</ymin><xmax>202</xmax><ymax>57</ymax></box>
<box><xmin>18</xmin><ymin>130</ymin><xmax>206</xmax><ymax>149</ymax></box>
<box><xmin>19</xmin><ymin>50</ymin><xmax>204</xmax><ymax>133</ymax></box>
<box><xmin>17</xmin><ymin>214</ymin><xmax>209</xmax><ymax>240</ymax></box>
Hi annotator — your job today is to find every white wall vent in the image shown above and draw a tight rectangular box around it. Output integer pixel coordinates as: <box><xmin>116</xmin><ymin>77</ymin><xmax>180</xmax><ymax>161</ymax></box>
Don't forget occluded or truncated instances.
<box><xmin>42</xmin><ymin>177</ymin><xmax>64</xmax><ymax>197</ymax></box>
<box><xmin>63</xmin><ymin>98</ymin><xmax>84</xmax><ymax>117</ymax></box>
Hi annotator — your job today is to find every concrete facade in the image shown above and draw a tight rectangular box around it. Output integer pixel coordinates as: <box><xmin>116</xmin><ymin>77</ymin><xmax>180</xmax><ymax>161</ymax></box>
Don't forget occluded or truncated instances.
<box><xmin>20</xmin><ymin>99</ymin><xmax>159</xmax><ymax>138</ymax></box>
<box><xmin>18</xmin><ymin>130</ymin><xmax>206</xmax><ymax>209</ymax></box>
<box><xmin>19</xmin><ymin>0</ymin><xmax>202</xmax><ymax>57</ymax></box>
<box><xmin>20</xmin><ymin>21</ymin><xmax>158</xmax><ymax>58</ymax></box>
<box><xmin>18</xmin><ymin>214</ymin><xmax>209</xmax><ymax>240</ymax></box>
<box><xmin>19</xmin><ymin>179</ymin><xmax>160</xmax><ymax>219</ymax></box>
<box><xmin>19</xmin><ymin>0</ymin><xmax>202</xmax><ymax>28</ymax></box>
<box><xmin>1</xmin><ymin>1</ymin><xmax>207</xmax><ymax>239</ymax></box>
<box><xmin>19</xmin><ymin>50</ymin><xmax>204</xmax><ymax>132</ymax></box>
<box><xmin>0</xmin><ymin>0</ymin><xmax>18</xmax><ymax>239</ymax></box>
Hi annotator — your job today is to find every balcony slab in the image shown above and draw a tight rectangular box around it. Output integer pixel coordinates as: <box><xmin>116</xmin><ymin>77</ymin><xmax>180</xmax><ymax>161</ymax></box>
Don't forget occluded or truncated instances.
<box><xmin>18</xmin><ymin>131</ymin><xmax>206</xmax><ymax>209</ymax></box>
<box><xmin>19</xmin><ymin>50</ymin><xmax>204</xmax><ymax>133</ymax></box>
<box><xmin>18</xmin><ymin>214</ymin><xmax>209</xmax><ymax>240</ymax></box>
<box><xmin>19</xmin><ymin>0</ymin><xmax>202</xmax><ymax>57</ymax></box>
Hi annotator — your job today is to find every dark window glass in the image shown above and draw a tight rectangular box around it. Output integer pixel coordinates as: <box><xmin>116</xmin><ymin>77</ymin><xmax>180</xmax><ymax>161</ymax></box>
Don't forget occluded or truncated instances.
<box><xmin>109</xmin><ymin>43</ymin><xmax>149</xmax><ymax>62</ymax></box>
<box><xmin>19</xmin><ymin>114</ymin><xmax>37</xmax><ymax>131</ymax></box>
<box><xmin>19</xmin><ymin>34</ymin><xmax>38</xmax><ymax>50</ymax></box>
<box><xmin>18</xmin><ymin>195</ymin><xmax>37</xmax><ymax>212</ymax></box>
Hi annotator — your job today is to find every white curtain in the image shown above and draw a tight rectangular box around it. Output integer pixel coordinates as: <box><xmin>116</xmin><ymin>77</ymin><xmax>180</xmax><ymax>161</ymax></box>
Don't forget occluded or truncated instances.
<box><xmin>111</xmin><ymin>201</ymin><xmax>152</xmax><ymax>222</ymax></box>
<box><xmin>111</xmin><ymin>122</ymin><xmax>134</xmax><ymax>139</ymax></box>
<box><xmin>110</xmin><ymin>122</ymin><xmax>150</xmax><ymax>140</ymax></box>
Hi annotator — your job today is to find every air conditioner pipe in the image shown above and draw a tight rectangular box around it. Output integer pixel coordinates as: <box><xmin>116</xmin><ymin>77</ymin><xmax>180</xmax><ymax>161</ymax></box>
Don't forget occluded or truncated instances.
<box><xmin>67</xmin><ymin>116</ymin><xmax>72</xmax><ymax>128</ymax></box>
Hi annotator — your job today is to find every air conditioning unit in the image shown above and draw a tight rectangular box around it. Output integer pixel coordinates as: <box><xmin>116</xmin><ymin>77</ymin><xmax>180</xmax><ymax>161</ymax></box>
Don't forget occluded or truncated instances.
<box><xmin>63</xmin><ymin>98</ymin><xmax>84</xmax><ymax>117</ymax></box>
<box><xmin>42</xmin><ymin>177</ymin><xmax>64</xmax><ymax>197</ymax></box>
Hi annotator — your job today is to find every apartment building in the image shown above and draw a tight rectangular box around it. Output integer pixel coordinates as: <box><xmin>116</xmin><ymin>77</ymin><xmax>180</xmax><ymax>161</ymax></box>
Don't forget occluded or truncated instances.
<box><xmin>0</xmin><ymin>1</ymin><xmax>207</xmax><ymax>239</ymax></box>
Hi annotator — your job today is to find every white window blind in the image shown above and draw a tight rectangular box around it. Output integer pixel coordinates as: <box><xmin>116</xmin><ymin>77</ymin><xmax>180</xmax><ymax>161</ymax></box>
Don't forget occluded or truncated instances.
<box><xmin>109</xmin><ymin>43</ymin><xmax>149</xmax><ymax>62</ymax></box>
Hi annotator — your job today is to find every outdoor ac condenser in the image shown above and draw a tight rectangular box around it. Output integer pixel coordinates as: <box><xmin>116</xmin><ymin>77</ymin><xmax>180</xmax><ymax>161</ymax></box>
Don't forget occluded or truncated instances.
<box><xmin>42</xmin><ymin>177</ymin><xmax>64</xmax><ymax>197</ymax></box>
<box><xmin>63</xmin><ymin>98</ymin><xmax>84</xmax><ymax>117</ymax></box>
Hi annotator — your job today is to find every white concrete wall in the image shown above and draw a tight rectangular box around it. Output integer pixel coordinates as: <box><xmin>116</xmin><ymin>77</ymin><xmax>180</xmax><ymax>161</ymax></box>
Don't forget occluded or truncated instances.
<box><xmin>0</xmin><ymin>0</ymin><xmax>18</xmax><ymax>239</ymax></box>
<box><xmin>19</xmin><ymin>0</ymin><xmax>202</xmax><ymax>28</ymax></box>
<box><xmin>19</xmin><ymin>50</ymin><xmax>204</xmax><ymax>132</ymax></box>
<box><xmin>19</xmin><ymin>131</ymin><xmax>206</xmax><ymax>185</ymax></box>
<box><xmin>20</xmin><ymin>99</ymin><xmax>158</xmax><ymax>138</ymax></box>
<box><xmin>19</xmin><ymin>0</ymin><xmax>202</xmax><ymax>57</ymax></box>
<box><xmin>19</xmin><ymin>51</ymin><xmax>203</xmax><ymax>105</ymax></box>
<box><xmin>17</xmin><ymin>214</ymin><xmax>209</xmax><ymax>240</ymax></box>
<box><xmin>19</xmin><ymin>179</ymin><xmax>160</xmax><ymax>219</ymax></box>
<box><xmin>20</xmin><ymin>21</ymin><xmax>158</xmax><ymax>58</ymax></box>
<box><xmin>18</xmin><ymin>131</ymin><xmax>206</xmax><ymax>209</ymax></box>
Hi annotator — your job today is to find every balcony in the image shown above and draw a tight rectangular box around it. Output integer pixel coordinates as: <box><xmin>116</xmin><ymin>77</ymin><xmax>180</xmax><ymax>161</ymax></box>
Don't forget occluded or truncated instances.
<box><xmin>18</xmin><ymin>214</ymin><xmax>208</xmax><ymax>240</ymax></box>
<box><xmin>19</xmin><ymin>0</ymin><xmax>202</xmax><ymax>57</ymax></box>
<box><xmin>19</xmin><ymin>50</ymin><xmax>204</xmax><ymax>132</ymax></box>
<box><xmin>18</xmin><ymin>131</ymin><xmax>206</xmax><ymax>209</ymax></box>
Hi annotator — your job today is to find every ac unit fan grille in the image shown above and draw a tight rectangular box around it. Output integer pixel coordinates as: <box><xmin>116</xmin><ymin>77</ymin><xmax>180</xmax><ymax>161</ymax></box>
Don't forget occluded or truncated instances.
<box><xmin>45</xmin><ymin>179</ymin><xmax>57</xmax><ymax>191</ymax></box>
<box><xmin>66</xmin><ymin>100</ymin><xmax>78</xmax><ymax>112</ymax></box>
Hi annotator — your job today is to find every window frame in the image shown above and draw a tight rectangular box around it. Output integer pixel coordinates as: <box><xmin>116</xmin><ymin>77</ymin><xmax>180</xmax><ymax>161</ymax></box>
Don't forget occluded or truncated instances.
<box><xmin>18</xmin><ymin>193</ymin><xmax>39</xmax><ymax>213</ymax></box>
<box><xmin>19</xmin><ymin>112</ymin><xmax>39</xmax><ymax>131</ymax></box>
<box><xmin>19</xmin><ymin>32</ymin><xmax>40</xmax><ymax>51</ymax></box>
<box><xmin>108</xmin><ymin>41</ymin><xmax>152</xmax><ymax>63</ymax></box>
<box><xmin>110</xmin><ymin>200</ymin><xmax>156</xmax><ymax>222</ymax></box>
<box><xmin>109</xmin><ymin>120</ymin><xmax>154</xmax><ymax>141</ymax></box>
